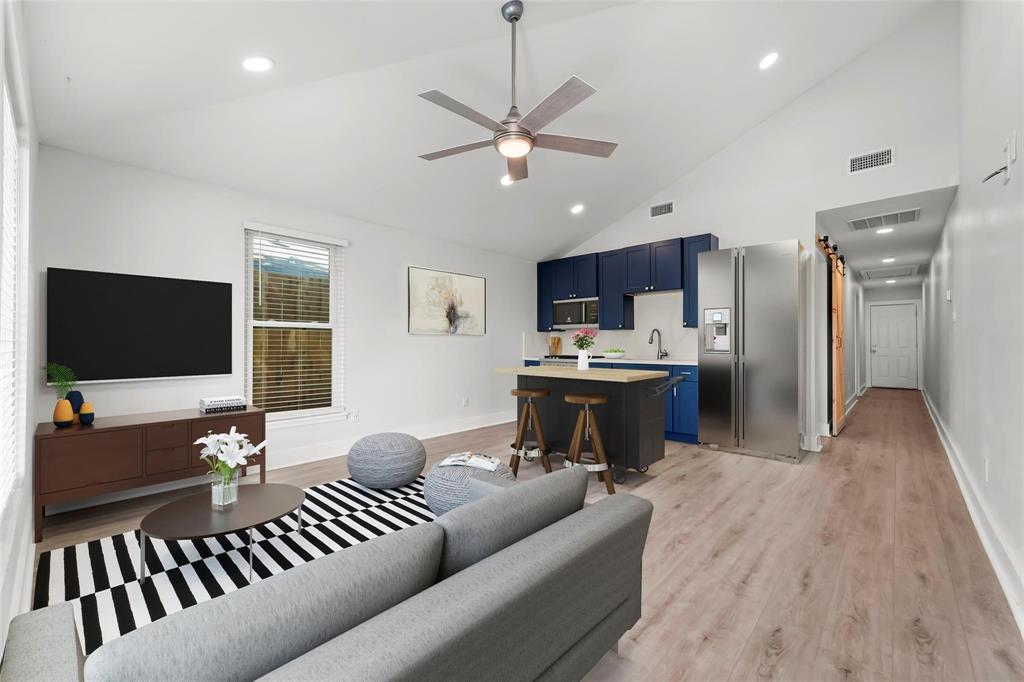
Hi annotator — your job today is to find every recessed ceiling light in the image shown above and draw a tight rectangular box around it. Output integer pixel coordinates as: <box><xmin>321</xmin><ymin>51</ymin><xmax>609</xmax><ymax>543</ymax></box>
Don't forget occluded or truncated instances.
<box><xmin>876</xmin><ymin>227</ymin><xmax>894</xmax><ymax>234</ymax></box>
<box><xmin>570</xmin><ymin>204</ymin><xmax>585</xmax><ymax>215</ymax></box>
<box><xmin>500</xmin><ymin>174</ymin><xmax>514</xmax><ymax>186</ymax></box>
<box><xmin>882</xmin><ymin>257</ymin><xmax>895</xmax><ymax>263</ymax></box>
<box><xmin>242</xmin><ymin>56</ymin><xmax>274</xmax><ymax>73</ymax></box>
<box><xmin>885</xmin><ymin>279</ymin><xmax>897</xmax><ymax>284</ymax></box>
<box><xmin>759</xmin><ymin>52</ymin><xmax>779</xmax><ymax>70</ymax></box>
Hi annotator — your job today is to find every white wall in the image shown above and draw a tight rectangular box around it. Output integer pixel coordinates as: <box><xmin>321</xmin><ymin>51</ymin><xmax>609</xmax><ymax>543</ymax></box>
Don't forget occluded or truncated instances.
<box><xmin>32</xmin><ymin>146</ymin><xmax>533</xmax><ymax>477</ymax></box>
<box><xmin>922</xmin><ymin>0</ymin><xmax>1024</xmax><ymax>629</ymax></box>
<box><xmin>863</xmin><ymin>283</ymin><xmax>921</xmax><ymax>302</ymax></box>
<box><xmin>564</xmin><ymin>2</ymin><xmax>959</xmax><ymax>448</ymax></box>
<box><xmin>843</xmin><ymin>273</ymin><xmax>863</xmax><ymax>408</ymax></box>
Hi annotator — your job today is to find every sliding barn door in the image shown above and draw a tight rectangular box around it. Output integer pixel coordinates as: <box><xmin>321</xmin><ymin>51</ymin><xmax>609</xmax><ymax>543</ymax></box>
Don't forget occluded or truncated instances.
<box><xmin>818</xmin><ymin>238</ymin><xmax>846</xmax><ymax>436</ymax></box>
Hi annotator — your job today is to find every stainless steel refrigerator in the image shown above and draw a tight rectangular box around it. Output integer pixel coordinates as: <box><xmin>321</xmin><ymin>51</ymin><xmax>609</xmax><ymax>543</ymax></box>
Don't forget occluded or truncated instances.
<box><xmin>697</xmin><ymin>240</ymin><xmax>804</xmax><ymax>462</ymax></box>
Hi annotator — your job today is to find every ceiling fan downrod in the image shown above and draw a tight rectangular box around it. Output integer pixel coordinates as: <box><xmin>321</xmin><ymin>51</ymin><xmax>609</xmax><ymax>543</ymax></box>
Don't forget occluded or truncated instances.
<box><xmin>502</xmin><ymin>0</ymin><xmax>524</xmax><ymax>116</ymax></box>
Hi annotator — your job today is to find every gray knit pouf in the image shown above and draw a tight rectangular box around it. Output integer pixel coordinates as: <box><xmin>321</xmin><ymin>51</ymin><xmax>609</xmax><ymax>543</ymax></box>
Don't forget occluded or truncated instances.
<box><xmin>423</xmin><ymin>462</ymin><xmax>517</xmax><ymax>515</ymax></box>
<box><xmin>347</xmin><ymin>432</ymin><xmax>426</xmax><ymax>489</ymax></box>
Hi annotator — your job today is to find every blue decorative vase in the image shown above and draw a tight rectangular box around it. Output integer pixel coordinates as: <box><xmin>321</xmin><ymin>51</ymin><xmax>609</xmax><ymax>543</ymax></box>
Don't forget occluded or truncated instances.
<box><xmin>66</xmin><ymin>390</ymin><xmax>84</xmax><ymax>423</ymax></box>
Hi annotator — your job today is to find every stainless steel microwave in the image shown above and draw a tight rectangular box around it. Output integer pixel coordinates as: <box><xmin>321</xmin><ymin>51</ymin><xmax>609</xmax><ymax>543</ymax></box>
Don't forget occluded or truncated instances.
<box><xmin>552</xmin><ymin>297</ymin><xmax>599</xmax><ymax>328</ymax></box>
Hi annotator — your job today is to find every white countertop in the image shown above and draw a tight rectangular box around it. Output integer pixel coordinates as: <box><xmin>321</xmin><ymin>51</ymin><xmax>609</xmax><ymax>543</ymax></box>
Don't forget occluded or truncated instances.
<box><xmin>522</xmin><ymin>356</ymin><xmax>698</xmax><ymax>366</ymax></box>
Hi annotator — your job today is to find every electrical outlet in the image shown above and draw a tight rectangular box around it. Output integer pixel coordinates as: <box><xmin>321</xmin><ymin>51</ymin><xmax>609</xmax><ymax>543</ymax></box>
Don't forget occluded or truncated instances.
<box><xmin>461</xmin><ymin>396</ymin><xmax>469</xmax><ymax>407</ymax></box>
<box><xmin>945</xmin><ymin>290</ymin><xmax>952</xmax><ymax>302</ymax></box>
<box><xmin>952</xmin><ymin>309</ymin><xmax>957</xmax><ymax>323</ymax></box>
<box><xmin>349</xmin><ymin>410</ymin><xmax>360</xmax><ymax>423</ymax></box>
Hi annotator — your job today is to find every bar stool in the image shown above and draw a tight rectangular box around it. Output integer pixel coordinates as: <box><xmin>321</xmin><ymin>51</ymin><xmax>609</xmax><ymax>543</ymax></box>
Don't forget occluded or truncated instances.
<box><xmin>563</xmin><ymin>393</ymin><xmax>615</xmax><ymax>495</ymax></box>
<box><xmin>509</xmin><ymin>388</ymin><xmax>553</xmax><ymax>476</ymax></box>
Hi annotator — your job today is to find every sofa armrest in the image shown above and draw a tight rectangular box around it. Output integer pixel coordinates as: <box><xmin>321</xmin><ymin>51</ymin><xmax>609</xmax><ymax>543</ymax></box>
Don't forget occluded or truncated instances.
<box><xmin>1</xmin><ymin>603</ymin><xmax>84</xmax><ymax>682</ymax></box>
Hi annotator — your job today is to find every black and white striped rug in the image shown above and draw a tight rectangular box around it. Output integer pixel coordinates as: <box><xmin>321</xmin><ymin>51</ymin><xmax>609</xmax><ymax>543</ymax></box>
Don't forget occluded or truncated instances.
<box><xmin>33</xmin><ymin>476</ymin><xmax>433</xmax><ymax>654</ymax></box>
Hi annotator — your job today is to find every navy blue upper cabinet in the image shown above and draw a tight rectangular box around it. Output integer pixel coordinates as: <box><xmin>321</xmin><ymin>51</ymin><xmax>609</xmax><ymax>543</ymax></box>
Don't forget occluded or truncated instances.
<box><xmin>651</xmin><ymin>238</ymin><xmax>683</xmax><ymax>291</ymax></box>
<box><xmin>623</xmin><ymin>244</ymin><xmax>651</xmax><ymax>293</ymax></box>
<box><xmin>598</xmin><ymin>249</ymin><xmax>634</xmax><ymax>330</ymax></box>
<box><xmin>551</xmin><ymin>255</ymin><xmax>598</xmax><ymax>300</ymax></box>
<box><xmin>552</xmin><ymin>258</ymin><xmax>575</xmax><ymax>300</ymax></box>
<box><xmin>574</xmin><ymin>254</ymin><xmax>598</xmax><ymax>299</ymax></box>
<box><xmin>536</xmin><ymin>260</ymin><xmax>555</xmax><ymax>332</ymax></box>
<box><xmin>682</xmin><ymin>233</ymin><xmax>720</xmax><ymax>327</ymax></box>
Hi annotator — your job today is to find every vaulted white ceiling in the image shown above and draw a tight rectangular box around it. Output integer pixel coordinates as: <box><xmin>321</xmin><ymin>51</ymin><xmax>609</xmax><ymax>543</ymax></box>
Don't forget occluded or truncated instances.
<box><xmin>25</xmin><ymin>1</ymin><xmax>927</xmax><ymax>260</ymax></box>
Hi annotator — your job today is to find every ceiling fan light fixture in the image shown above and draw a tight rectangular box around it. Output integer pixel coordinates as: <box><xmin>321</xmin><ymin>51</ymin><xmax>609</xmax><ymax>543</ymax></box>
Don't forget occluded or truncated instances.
<box><xmin>496</xmin><ymin>134</ymin><xmax>533</xmax><ymax>158</ymax></box>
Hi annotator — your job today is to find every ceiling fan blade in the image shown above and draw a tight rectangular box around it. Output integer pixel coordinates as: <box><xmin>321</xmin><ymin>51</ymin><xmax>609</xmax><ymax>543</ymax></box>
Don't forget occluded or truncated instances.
<box><xmin>418</xmin><ymin>90</ymin><xmax>507</xmax><ymax>132</ymax></box>
<box><xmin>419</xmin><ymin>140</ymin><xmax>493</xmax><ymax>161</ymax></box>
<box><xmin>534</xmin><ymin>133</ymin><xmax>618</xmax><ymax>158</ymax></box>
<box><xmin>519</xmin><ymin>76</ymin><xmax>597</xmax><ymax>134</ymax></box>
<box><xmin>507</xmin><ymin>155</ymin><xmax>528</xmax><ymax>182</ymax></box>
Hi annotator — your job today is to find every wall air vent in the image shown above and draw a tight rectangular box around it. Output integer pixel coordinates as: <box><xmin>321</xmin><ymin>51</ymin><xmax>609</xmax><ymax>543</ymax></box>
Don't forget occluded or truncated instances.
<box><xmin>860</xmin><ymin>264</ymin><xmax>919</xmax><ymax>281</ymax></box>
<box><xmin>847</xmin><ymin>208</ymin><xmax>920</xmax><ymax>231</ymax></box>
<box><xmin>848</xmin><ymin>146</ymin><xmax>894</xmax><ymax>174</ymax></box>
<box><xmin>649</xmin><ymin>201</ymin><xmax>674</xmax><ymax>218</ymax></box>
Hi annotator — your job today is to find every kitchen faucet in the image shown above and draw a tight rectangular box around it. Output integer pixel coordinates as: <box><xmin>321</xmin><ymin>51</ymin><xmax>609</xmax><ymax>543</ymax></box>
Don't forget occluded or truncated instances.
<box><xmin>648</xmin><ymin>328</ymin><xmax>669</xmax><ymax>359</ymax></box>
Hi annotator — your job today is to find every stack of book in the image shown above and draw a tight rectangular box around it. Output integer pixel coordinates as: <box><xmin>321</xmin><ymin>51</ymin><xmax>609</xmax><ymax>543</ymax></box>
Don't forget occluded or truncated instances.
<box><xmin>199</xmin><ymin>396</ymin><xmax>247</xmax><ymax>414</ymax></box>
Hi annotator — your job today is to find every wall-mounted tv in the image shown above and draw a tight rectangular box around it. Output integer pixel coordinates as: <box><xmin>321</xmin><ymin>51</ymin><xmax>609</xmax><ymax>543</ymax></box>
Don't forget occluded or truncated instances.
<box><xmin>47</xmin><ymin>268</ymin><xmax>232</xmax><ymax>382</ymax></box>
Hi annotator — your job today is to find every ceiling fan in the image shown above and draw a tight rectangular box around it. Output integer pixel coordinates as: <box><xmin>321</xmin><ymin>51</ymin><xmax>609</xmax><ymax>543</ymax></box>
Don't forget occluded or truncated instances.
<box><xmin>418</xmin><ymin>0</ymin><xmax>617</xmax><ymax>182</ymax></box>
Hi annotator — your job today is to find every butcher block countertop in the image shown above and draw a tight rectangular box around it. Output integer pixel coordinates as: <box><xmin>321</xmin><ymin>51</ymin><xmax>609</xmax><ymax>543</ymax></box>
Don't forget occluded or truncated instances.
<box><xmin>496</xmin><ymin>366</ymin><xmax>668</xmax><ymax>383</ymax></box>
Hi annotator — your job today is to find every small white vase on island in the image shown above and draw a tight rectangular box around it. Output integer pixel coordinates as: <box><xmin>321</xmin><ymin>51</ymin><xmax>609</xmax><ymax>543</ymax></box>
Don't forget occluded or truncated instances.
<box><xmin>577</xmin><ymin>349</ymin><xmax>591</xmax><ymax>371</ymax></box>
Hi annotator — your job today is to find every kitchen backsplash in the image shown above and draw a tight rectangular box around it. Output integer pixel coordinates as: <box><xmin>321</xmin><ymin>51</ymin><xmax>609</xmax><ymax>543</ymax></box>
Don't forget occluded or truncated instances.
<box><xmin>523</xmin><ymin>290</ymin><xmax>699</xmax><ymax>361</ymax></box>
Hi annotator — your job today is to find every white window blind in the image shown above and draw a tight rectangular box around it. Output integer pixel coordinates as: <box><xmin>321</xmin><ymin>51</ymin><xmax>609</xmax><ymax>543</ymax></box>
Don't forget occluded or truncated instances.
<box><xmin>244</xmin><ymin>229</ymin><xmax>344</xmax><ymax>415</ymax></box>
<box><xmin>0</xmin><ymin>83</ymin><xmax>20</xmax><ymax>511</ymax></box>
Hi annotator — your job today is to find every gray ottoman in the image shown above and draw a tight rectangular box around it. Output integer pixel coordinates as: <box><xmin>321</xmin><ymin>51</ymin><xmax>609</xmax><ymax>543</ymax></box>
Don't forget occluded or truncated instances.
<box><xmin>423</xmin><ymin>462</ymin><xmax>517</xmax><ymax>515</ymax></box>
<box><xmin>347</xmin><ymin>432</ymin><xmax>426</xmax><ymax>489</ymax></box>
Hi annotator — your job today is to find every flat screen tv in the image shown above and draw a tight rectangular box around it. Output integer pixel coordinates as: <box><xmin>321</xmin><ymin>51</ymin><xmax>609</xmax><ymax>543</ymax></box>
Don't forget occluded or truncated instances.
<box><xmin>47</xmin><ymin>268</ymin><xmax>232</xmax><ymax>382</ymax></box>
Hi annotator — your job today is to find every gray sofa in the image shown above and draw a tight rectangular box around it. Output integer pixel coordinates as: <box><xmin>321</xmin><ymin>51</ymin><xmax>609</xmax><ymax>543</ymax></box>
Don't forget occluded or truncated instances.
<box><xmin>2</xmin><ymin>467</ymin><xmax>653</xmax><ymax>682</ymax></box>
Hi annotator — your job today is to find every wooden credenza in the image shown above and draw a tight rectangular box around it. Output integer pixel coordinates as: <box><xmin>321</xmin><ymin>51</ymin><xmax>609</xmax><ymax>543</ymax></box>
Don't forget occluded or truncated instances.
<box><xmin>33</xmin><ymin>407</ymin><xmax>266</xmax><ymax>542</ymax></box>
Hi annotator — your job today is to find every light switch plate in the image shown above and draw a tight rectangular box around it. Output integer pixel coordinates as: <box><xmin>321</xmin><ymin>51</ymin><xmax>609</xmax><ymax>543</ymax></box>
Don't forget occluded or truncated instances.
<box><xmin>945</xmin><ymin>290</ymin><xmax>952</xmax><ymax>302</ymax></box>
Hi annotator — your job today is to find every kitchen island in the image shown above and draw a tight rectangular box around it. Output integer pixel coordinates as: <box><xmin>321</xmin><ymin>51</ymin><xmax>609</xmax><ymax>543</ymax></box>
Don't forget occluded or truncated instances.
<box><xmin>496</xmin><ymin>365</ymin><xmax>669</xmax><ymax>481</ymax></box>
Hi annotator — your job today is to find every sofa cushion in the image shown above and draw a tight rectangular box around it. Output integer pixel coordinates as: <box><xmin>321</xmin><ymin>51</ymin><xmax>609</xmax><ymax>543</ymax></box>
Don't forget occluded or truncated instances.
<box><xmin>84</xmin><ymin>522</ymin><xmax>443</xmax><ymax>682</ymax></box>
<box><xmin>2</xmin><ymin>602</ymin><xmax>83</xmax><ymax>682</ymax></box>
<box><xmin>260</xmin><ymin>493</ymin><xmax>654</xmax><ymax>682</ymax></box>
<box><xmin>434</xmin><ymin>466</ymin><xmax>588</xmax><ymax>579</ymax></box>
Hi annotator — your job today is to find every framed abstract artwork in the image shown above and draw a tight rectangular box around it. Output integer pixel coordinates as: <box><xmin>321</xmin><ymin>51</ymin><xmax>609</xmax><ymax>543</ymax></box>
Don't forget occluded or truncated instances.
<box><xmin>407</xmin><ymin>266</ymin><xmax>486</xmax><ymax>336</ymax></box>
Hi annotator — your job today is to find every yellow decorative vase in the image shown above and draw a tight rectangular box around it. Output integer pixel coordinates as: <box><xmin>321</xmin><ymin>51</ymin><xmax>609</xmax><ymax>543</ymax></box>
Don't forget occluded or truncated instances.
<box><xmin>79</xmin><ymin>402</ymin><xmax>95</xmax><ymax>426</ymax></box>
<box><xmin>53</xmin><ymin>399</ymin><xmax>74</xmax><ymax>428</ymax></box>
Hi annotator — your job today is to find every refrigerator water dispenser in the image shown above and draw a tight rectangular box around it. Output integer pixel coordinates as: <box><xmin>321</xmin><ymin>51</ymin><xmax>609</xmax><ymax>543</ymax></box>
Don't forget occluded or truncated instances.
<box><xmin>703</xmin><ymin>308</ymin><xmax>731</xmax><ymax>353</ymax></box>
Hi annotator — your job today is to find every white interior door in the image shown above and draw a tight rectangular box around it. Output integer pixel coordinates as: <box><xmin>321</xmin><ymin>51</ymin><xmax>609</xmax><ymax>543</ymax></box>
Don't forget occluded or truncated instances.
<box><xmin>870</xmin><ymin>303</ymin><xmax>918</xmax><ymax>389</ymax></box>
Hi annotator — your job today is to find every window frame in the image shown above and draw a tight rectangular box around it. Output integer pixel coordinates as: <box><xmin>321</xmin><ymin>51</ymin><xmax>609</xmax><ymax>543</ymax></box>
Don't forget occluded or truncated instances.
<box><xmin>243</xmin><ymin>222</ymin><xmax>348</xmax><ymax>423</ymax></box>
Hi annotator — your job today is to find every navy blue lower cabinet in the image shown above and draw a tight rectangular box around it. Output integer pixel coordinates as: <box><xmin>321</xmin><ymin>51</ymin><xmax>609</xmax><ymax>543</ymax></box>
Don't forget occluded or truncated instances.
<box><xmin>667</xmin><ymin>365</ymin><xmax>699</xmax><ymax>443</ymax></box>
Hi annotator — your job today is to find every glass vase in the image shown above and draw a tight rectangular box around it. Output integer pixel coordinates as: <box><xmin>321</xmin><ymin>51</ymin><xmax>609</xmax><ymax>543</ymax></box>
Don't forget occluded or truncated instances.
<box><xmin>211</xmin><ymin>471</ymin><xmax>239</xmax><ymax>509</ymax></box>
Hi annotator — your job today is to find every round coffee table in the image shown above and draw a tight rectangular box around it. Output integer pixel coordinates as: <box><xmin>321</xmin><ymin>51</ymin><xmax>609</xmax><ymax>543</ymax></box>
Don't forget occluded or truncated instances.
<box><xmin>139</xmin><ymin>483</ymin><xmax>305</xmax><ymax>582</ymax></box>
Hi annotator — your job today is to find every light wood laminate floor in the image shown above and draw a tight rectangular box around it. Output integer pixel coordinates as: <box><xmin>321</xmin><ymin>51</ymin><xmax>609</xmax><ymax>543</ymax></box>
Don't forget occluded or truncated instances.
<box><xmin>35</xmin><ymin>389</ymin><xmax>1024</xmax><ymax>680</ymax></box>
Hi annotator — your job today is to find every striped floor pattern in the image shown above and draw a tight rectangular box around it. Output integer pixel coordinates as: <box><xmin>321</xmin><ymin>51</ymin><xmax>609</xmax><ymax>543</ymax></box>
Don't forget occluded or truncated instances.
<box><xmin>32</xmin><ymin>476</ymin><xmax>433</xmax><ymax>654</ymax></box>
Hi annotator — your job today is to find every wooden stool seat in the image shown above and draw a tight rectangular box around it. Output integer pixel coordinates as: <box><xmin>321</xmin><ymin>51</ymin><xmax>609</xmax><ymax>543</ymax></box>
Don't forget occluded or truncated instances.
<box><xmin>509</xmin><ymin>389</ymin><xmax>552</xmax><ymax>477</ymax></box>
<box><xmin>564</xmin><ymin>393</ymin><xmax>615</xmax><ymax>495</ymax></box>
<box><xmin>511</xmin><ymin>388</ymin><xmax>550</xmax><ymax>399</ymax></box>
<box><xmin>563</xmin><ymin>393</ymin><xmax>608</xmax><ymax>406</ymax></box>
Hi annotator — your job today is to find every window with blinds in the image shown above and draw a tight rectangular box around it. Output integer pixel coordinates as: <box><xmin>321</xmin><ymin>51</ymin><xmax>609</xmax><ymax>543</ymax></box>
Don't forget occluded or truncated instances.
<box><xmin>0</xmin><ymin>83</ymin><xmax>20</xmax><ymax>512</ymax></box>
<box><xmin>245</xmin><ymin>230</ymin><xmax>343</xmax><ymax>415</ymax></box>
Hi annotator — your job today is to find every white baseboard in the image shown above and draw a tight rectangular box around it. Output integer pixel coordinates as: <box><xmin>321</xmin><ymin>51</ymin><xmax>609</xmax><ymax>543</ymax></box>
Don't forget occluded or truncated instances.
<box><xmin>922</xmin><ymin>390</ymin><xmax>1024</xmax><ymax>635</ymax></box>
<box><xmin>845</xmin><ymin>394</ymin><xmax>859</xmax><ymax>413</ymax></box>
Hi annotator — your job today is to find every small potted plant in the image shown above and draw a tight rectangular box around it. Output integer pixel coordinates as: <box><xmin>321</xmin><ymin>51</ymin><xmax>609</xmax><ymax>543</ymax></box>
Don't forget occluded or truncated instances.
<box><xmin>194</xmin><ymin>427</ymin><xmax>267</xmax><ymax>509</ymax></box>
<box><xmin>46</xmin><ymin>363</ymin><xmax>77</xmax><ymax>428</ymax></box>
<box><xmin>570</xmin><ymin>328</ymin><xmax>597</xmax><ymax>371</ymax></box>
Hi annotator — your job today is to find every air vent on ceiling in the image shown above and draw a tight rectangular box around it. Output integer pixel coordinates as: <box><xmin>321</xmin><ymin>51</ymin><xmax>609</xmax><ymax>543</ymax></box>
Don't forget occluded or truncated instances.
<box><xmin>848</xmin><ymin>207</ymin><xmax>920</xmax><ymax>231</ymax></box>
<box><xmin>849</xmin><ymin>146</ymin><xmax>894</xmax><ymax>174</ymax></box>
<box><xmin>860</xmin><ymin>264</ymin><xmax>919</xmax><ymax>281</ymax></box>
<box><xmin>649</xmin><ymin>201</ymin><xmax>674</xmax><ymax>218</ymax></box>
